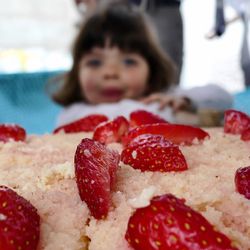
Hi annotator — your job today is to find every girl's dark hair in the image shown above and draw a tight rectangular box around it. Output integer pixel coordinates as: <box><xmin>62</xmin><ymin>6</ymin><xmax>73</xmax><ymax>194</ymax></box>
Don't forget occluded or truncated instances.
<box><xmin>52</xmin><ymin>3</ymin><xmax>176</xmax><ymax>106</ymax></box>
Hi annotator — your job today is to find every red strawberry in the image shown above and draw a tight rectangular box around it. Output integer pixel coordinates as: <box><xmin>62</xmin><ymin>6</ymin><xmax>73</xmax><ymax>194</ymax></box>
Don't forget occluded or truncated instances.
<box><xmin>0</xmin><ymin>186</ymin><xmax>40</xmax><ymax>250</ymax></box>
<box><xmin>121</xmin><ymin>134</ymin><xmax>188</xmax><ymax>172</ymax></box>
<box><xmin>241</xmin><ymin>128</ymin><xmax>250</xmax><ymax>141</ymax></box>
<box><xmin>235</xmin><ymin>166</ymin><xmax>250</xmax><ymax>199</ymax></box>
<box><xmin>130</xmin><ymin>110</ymin><xmax>169</xmax><ymax>127</ymax></box>
<box><xmin>53</xmin><ymin>114</ymin><xmax>108</xmax><ymax>133</ymax></box>
<box><xmin>126</xmin><ymin>193</ymin><xmax>238</xmax><ymax>250</ymax></box>
<box><xmin>74</xmin><ymin>138</ymin><xmax>120</xmax><ymax>219</ymax></box>
<box><xmin>93</xmin><ymin>116</ymin><xmax>129</xmax><ymax>144</ymax></box>
<box><xmin>122</xmin><ymin>123</ymin><xmax>209</xmax><ymax>146</ymax></box>
<box><xmin>0</xmin><ymin>124</ymin><xmax>26</xmax><ymax>143</ymax></box>
<box><xmin>224</xmin><ymin>109</ymin><xmax>250</xmax><ymax>134</ymax></box>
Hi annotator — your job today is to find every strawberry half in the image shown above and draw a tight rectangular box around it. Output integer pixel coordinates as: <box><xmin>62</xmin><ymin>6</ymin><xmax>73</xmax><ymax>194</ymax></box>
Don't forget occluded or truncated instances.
<box><xmin>121</xmin><ymin>134</ymin><xmax>188</xmax><ymax>172</ymax></box>
<box><xmin>53</xmin><ymin>114</ymin><xmax>108</xmax><ymax>133</ymax></box>
<box><xmin>241</xmin><ymin>128</ymin><xmax>250</xmax><ymax>141</ymax></box>
<box><xmin>235</xmin><ymin>166</ymin><xmax>250</xmax><ymax>199</ymax></box>
<box><xmin>0</xmin><ymin>186</ymin><xmax>40</xmax><ymax>250</ymax></box>
<box><xmin>126</xmin><ymin>193</ymin><xmax>238</xmax><ymax>250</ymax></box>
<box><xmin>74</xmin><ymin>138</ymin><xmax>120</xmax><ymax>219</ymax></box>
<box><xmin>224</xmin><ymin>109</ymin><xmax>250</xmax><ymax>135</ymax></box>
<box><xmin>130</xmin><ymin>110</ymin><xmax>169</xmax><ymax>127</ymax></box>
<box><xmin>93</xmin><ymin>116</ymin><xmax>129</xmax><ymax>144</ymax></box>
<box><xmin>122</xmin><ymin>123</ymin><xmax>209</xmax><ymax>146</ymax></box>
<box><xmin>0</xmin><ymin>124</ymin><xmax>26</xmax><ymax>143</ymax></box>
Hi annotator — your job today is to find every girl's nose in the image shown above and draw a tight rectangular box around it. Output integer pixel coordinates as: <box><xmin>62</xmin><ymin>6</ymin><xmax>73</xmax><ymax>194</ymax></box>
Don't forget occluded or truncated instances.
<box><xmin>102</xmin><ymin>62</ymin><xmax>120</xmax><ymax>79</ymax></box>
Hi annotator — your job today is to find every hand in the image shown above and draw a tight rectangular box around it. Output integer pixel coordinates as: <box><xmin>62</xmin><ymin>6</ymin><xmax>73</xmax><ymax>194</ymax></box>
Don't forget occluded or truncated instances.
<box><xmin>140</xmin><ymin>93</ymin><xmax>193</xmax><ymax>113</ymax></box>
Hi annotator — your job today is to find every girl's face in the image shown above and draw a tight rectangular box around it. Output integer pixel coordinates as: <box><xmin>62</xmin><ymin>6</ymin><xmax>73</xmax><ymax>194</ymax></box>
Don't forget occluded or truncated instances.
<box><xmin>78</xmin><ymin>45</ymin><xmax>150</xmax><ymax>104</ymax></box>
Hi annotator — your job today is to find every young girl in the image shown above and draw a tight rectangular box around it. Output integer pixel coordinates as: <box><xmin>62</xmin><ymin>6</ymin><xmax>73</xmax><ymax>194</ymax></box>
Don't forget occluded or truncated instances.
<box><xmin>74</xmin><ymin>0</ymin><xmax>184</xmax><ymax>82</ymax></box>
<box><xmin>52</xmin><ymin>3</ymin><xmax>233</xmax><ymax>126</ymax></box>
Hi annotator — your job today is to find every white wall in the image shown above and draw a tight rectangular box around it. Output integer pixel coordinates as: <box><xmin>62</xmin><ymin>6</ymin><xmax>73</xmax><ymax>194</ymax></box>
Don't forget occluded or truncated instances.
<box><xmin>0</xmin><ymin>0</ymin><xmax>79</xmax><ymax>50</ymax></box>
<box><xmin>181</xmin><ymin>0</ymin><xmax>244</xmax><ymax>93</ymax></box>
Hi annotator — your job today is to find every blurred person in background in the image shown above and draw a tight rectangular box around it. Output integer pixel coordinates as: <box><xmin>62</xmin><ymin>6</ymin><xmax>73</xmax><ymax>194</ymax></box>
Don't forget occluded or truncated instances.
<box><xmin>74</xmin><ymin>0</ymin><xmax>183</xmax><ymax>84</ymax></box>
<box><xmin>207</xmin><ymin>0</ymin><xmax>250</xmax><ymax>88</ymax></box>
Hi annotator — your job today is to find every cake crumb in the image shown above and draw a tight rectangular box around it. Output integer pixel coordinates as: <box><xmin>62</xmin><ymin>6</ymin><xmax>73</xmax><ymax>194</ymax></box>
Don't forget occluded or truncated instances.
<box><xmin>40</xmin><ymin>162</ymin><xmax>74</xmax><ymax>188</ymax></box>
<box><xmin>128</xmin><ymin>186</ymin><xmax>156</xmax><ymax>208</ymax></box>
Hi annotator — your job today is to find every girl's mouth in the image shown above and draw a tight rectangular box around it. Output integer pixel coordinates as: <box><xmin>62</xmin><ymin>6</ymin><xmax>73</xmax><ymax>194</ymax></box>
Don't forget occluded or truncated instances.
<box><xmin>101</xmin><ymin>88</ymin><xmax>124</xmax><ymax>100</ymax></box>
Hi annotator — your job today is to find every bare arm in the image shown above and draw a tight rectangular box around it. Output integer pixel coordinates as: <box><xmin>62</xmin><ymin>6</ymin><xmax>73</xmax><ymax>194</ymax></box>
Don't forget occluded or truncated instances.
<box><xmin>140</xmin><ymin>93</ymin><xmax>194</xmax><ymax>113</ymax></box>
<box><xmin>140</xmin><ymin>84</ymin><xmax>233</xmax><ymax>113</ymax></box>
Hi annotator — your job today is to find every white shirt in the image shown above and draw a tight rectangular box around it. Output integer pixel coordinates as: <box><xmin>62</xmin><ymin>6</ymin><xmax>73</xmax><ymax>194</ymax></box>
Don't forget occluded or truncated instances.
<box><xmin>56</xmin><ymin>84</ymin><xmax>233</xmax><ymax>126</ymax></box>
<box><xmin>56</xmin><ymin>99</ymin><xmax>174</xmax><ymax>126</ymax></box>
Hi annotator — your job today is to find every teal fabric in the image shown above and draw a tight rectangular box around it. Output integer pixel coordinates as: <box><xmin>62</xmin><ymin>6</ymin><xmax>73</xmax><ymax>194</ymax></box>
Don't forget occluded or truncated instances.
<box><xmin>0</xmin><ymin>72</ymin><xmax>249</xmax><ymax>135</ymax></box>
<box><xmin>233</xmin><ymin>88</ymin><xmax>250</xmax><ymax>115</ymax></box>
<box><xmin>0</xmin><ymin>71</ymin><xmax>62</xmax><ymax>134</ymax></box>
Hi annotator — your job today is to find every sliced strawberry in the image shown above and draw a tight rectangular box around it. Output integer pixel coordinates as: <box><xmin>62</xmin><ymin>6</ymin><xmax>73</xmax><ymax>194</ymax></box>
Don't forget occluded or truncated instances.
<box><xmin>74</xmin><ymin>138</ymin><xmax>120</xmax><ymax>219</ymax></box>
<box><xmin>93</xmin><ymin>116</ymin><xmax>129</xmax><ymax>144</ymax></box>
<box><xmin>121</xmin><ymin>134</ymin><xmax>188</xmax><ymax>172</ymax></box>
<box><xmin>0</xmin><ymin>186</ymin><xmax>40</xmax><ymax>250</ymax></box>
<box><xmin>0</xmin><ymin>124</ymin><xmax>26</xmax><ymax>143</ymax></box>
<box><xmin>224</xmin><ymin>109</ymin><xmax>250</xmax><ymax>135</ymax></box>
<box><xmin>235</xmin><ymin>166</ymin><xmax>250</xmax><ymax>199</ymax></box>
<box><xmin>122</xmin><ymin>123</ymin><xmax>209</xmax><ymax>146</ymax></box>
<box><xmin>126</xmin><ymin>193</ymin><xmax>238</xmax><ymax>250</ymax></box>
<box><xmin>53</xmin><ymin>114</ymin><xmax>108</xmax><ymax>133</ymax></box>
<box><xmin>241</xmin><ymin>128</ymin><xmax>250</xmax><ymax>141</ymax></box>
<box><xmin>130</xmin><ymin>110</ymin><xmax>169</xmax><ymax>127</ymax></box>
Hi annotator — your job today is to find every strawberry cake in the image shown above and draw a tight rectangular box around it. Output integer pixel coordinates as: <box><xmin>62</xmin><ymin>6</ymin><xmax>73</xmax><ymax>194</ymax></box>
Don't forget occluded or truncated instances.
<box><xmin>0</xmin><ymin>110</ymin><xmax>249</xmax><ymax>250</ymax></box>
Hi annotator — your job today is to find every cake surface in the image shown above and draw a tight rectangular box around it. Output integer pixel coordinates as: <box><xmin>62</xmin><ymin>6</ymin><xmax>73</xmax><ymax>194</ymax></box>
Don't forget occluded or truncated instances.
<box><xmin>0</xmin><ymin>129</ymin><xmax>249</xmax><ymax>250</ymax></box>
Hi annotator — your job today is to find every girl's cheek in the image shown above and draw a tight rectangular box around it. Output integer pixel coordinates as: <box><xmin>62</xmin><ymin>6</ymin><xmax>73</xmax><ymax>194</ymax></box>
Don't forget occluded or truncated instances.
<box><xmin>84</xmin><ymin>81</ymin><xmax>97</xmax><ymax>92</ymax></box>
<box><xmin>79</xmin><ymin>70</ymin><xmax>96</xmax><ymax>91</ymax></box>
<box><xmin>80</xmin><ymin>81</ymin><xmax>99</xmax><ymax>103</ymax></box>
<box><xmin>86</xmin><ymin>82</ymin><xmax>98</xmax><ymax>97</ymax></box>
<box><xmin>128</xmin><ymin>69</ymin><xmax>149</xmax><ymax>89</ymax></box>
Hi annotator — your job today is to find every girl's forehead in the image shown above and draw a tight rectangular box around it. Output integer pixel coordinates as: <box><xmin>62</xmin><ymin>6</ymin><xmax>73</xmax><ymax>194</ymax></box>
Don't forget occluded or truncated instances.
<box><xmin>104</xmin><ymin>38</ymin><xmax>112</xmax><ymax>48</ymax></box>
<box><xmin>87</xmin><ymin>43</ymin><xmax>135</xmax><ymax>54</ymax></box>
<box><xmin>85</xmin><ymin>36</ymin><xmax>139</xmax><ymax>53</ymax></box>
<box><xmin>88</xmin><ymin>46</ymin><xmax>116</xmax><ymax>54</ymax></box>
<box><xmin>90</xmin><ymin>37</ymin><xmax>118</xmax><ymax>50</ymax></box>
<box><xmin>87</xmin><ymin>46</ymin><xmax>128</xmax><ymax>55</ymax></box>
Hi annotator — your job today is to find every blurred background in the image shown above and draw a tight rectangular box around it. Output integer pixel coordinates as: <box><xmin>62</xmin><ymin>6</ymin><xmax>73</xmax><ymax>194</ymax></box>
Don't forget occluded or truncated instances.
<box><xmin>0</xmin><ymin>0</ymin><xmax>249</xmax><ymax>133</ymax></box>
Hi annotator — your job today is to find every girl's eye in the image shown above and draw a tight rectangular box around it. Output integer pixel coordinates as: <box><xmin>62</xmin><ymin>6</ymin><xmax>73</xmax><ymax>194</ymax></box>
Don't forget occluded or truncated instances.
<box><xmin>86</xmin><ymin>59</ymin><xmax>102</xmax><ymax>67</ymax></box>
<box><xmin>123</xmin><ymin>58</ymin><xmax>137</xmax><ymax>66</ymax></box>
